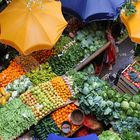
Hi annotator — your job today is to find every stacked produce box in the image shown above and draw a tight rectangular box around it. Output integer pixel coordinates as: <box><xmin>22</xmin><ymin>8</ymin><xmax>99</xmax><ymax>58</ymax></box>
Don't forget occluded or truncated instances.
<box><xmin>117</xmin><ymin>61</ymin><xmax>140</xmax><ymax>94</ymax></box>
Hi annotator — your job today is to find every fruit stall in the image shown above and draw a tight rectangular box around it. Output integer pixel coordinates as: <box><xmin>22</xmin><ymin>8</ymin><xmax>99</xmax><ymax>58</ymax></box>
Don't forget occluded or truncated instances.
<box><xmin>0</xmin><ymin>0</ymin><xmax>139</xmax><ymax>138</ymax></box>
<box><xmin>0</xmin><ymin>16</ymin><xmax>138</xmax><ymax>140</ymax></box>
<box><xmin>117</xmin><ymin>60</ymin><xmax>140</xmax><ymax>94</ymax></box>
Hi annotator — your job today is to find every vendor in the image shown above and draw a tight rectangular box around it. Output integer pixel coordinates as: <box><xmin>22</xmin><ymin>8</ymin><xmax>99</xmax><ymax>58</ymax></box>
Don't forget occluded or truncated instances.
<box><xmin>104</xmin><ymin>27</ymin><xmax>116</xmax><ymax>70</ymax></box>
<box><xmin>65</xmin><ymin>17</ymin><xmax>85</xmax><ymax>38</ymax></box>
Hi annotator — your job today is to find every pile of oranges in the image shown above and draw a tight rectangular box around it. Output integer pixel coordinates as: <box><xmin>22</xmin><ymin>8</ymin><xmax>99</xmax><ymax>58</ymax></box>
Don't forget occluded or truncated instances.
<box><xmin>51</xmin><ymin>103</ymin><xmax>79</xmax><ymax>134</ymax></box>
<box><xmin>50</xmin><ymin>77</ymin><xmax>72</xmax><ymax>102</ymax></box>
<box><xmin>0</xmin><ymin>60</ymin><xmax>25</xmax><ymax>87</ymax></box>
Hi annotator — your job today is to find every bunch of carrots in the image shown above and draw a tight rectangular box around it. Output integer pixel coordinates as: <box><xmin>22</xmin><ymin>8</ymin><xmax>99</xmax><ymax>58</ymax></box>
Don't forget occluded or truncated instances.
<box><xmin>0</xmin><ymin>60</ymin><xmax>25</xmax><ymax>87</ymax></box>
<box><xmin>50</xmin><ymin>76</ymin><xmax>72</xmax><ymax>102</ymax></box>
<box><xmin>51</xmin><ymin>103</ymin><xmax>79</xmax><ymax>133</ymax></box>
<box><xmin>31</xmin><ymin>50</ymin><xmax>53</xmax><ymax>64</ymax></box>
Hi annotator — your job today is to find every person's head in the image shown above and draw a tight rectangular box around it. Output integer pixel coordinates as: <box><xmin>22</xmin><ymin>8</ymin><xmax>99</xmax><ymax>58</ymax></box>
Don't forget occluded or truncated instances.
<box><xmin>106</xmin><ymin>28</ymin><xmax>112</xmax><ymax>34</ymax></box>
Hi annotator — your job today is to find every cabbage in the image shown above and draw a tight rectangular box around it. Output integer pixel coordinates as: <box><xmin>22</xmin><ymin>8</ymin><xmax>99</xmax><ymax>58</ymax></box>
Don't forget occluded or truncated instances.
<box><xmin>129</xmin><ymin>101</ymin><xmax>136</xmax><ymax>109</ymax></box>
<box><xmin>123</xmin><ymin>94</ymin><xmax>132</xmax><ymax>101</ymax></box>
<box><xmin>82</xmin><ymin>87</ymin><xmax>90</xmax><ymax>95</ymax></box>
<box><xmin>114</xmin><ymin>102</ymin><xmax>121</xmax><ymax>108</ymax></box>
<box><xmin>132</xmin><ymin>95</ymin><xmax>140</xmax><ymax>103</ymax></box>
<box><xmin>127</xmin><ymin>108</ymin><xmax>134</xmax><ymax>116</ymax></box>
<box><xmin>99</xmin><ymin>130</ymin><xmax>121</xmax><ymax>140</ymax></box>
<box><xmin>121</xmin><ymin>101</ymin><xmax>130</xmax><ymax>110</ymax></box>
<box><xmin>136</xmin><ymin>104</ymin><xmax>140</xmax><ymax>110</ymax></box>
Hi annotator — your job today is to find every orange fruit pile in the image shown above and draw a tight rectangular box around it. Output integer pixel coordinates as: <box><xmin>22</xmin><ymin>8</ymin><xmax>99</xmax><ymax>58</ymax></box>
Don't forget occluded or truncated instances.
<box><xmin>51</xmin><ymin>104</ymin><xmax>79</xmax><ymax>133</ymax></box>
<box><xmin>0</xmin><ymin>60</ymin><xmax>25</xmax><ymax>87</ymax></box>
<box><xmin>50</xmin><ymin>77</ymin><xmax>72</xmax><ymax>102</ymax></box>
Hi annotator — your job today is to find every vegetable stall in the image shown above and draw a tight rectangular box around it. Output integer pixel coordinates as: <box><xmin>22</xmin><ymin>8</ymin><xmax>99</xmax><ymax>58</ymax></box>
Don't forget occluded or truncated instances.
<box><xmin>0</xmin><ymin>0</ymin><xmax>138</xmax><ymax>139</ymax></box>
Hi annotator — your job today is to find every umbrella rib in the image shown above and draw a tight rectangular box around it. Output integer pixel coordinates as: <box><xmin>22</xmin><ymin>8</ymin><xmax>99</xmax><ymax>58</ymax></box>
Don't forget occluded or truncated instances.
<box><xmin>31</xmin><ymin>13</ymin><xmax>53</xmax><ymax>45</ymax></box>
<box><xmin>83</xmin><ymin>0</ymin><xmax>88</xmax><ymax>21</ymax></box>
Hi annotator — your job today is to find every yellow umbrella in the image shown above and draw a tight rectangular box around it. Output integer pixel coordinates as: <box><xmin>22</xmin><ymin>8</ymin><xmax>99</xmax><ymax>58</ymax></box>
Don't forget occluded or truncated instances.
<box><xmin>121</xmin><ymin>2</ymin><xmax>140</xmax><ymax>44</ymax></box>
<box><xmin>0</xmin><ymin>0</ymin><xmax>67</xmax><ymax>55</ymax></box>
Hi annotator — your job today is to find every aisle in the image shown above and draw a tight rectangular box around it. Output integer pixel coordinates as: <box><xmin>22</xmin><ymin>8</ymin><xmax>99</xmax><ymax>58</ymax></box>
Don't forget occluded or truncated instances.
<box><xmin>100</xmin><ymin>38</ymin><xmax>135</xmax><ymax>83</ymax></box>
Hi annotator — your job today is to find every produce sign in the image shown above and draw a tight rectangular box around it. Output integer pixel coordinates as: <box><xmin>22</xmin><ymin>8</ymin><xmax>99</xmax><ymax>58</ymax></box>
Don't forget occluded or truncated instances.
<box><xmin>26</xmin><ymin>62</ymin><xmax>57</xmax><ymax>85</ymax></box>
<box><xmin>0</xmin><ymin>87</ymin><xmax>10</xmax><ymax>105</ymax></box>
<box><xmin>33</xmin><ymin>115</ymin><xmax>62</xmax><ymax>140</ymax></box>
<box><xmin>0</xmin><ymin>60</ymin><xmax>25</xmax><ymax>87</ymax></box>
<box><xmin>51</xmin><ymin>103</ymin><xmax>79</xmax><ymax>134</ymax></box>
<box><xmin>20</xmin><ymin>76</ymin><xmax>73</xmax><ymax>120</ymax></box>
<box><xmin>15</xmin><ymin>55</ymin><xmax>40</xmax><ymax>72</ymax></box>
<box><xmin>31</xmin><ymin>50</ymin><xmax>53</xmax><ymax>64</ymax></box>
<box><xmin>123</xmin><ymin>65</ymin><xmax>140</xmax><ymax>88</ymax></box>
<box><xmin>75</xmin><ymin>24</ymin><xmax>107</xmax><ymax>58</ymax></box>
<box><xmin>0</xmin><ymin>99</ymin><xmax>37</xmax><ymax>140</ymax></box>
<box><xmin>5</xmin><ymin>75</ymin><xmax>33</xmax><ymax>101</ymax></box>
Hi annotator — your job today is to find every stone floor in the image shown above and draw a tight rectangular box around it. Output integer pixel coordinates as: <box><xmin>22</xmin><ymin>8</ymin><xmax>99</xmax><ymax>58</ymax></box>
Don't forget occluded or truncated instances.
<box><xmin>100</xmin><ymin>38</ymin><xmax>135</xmax><ymax>84</ymax></box>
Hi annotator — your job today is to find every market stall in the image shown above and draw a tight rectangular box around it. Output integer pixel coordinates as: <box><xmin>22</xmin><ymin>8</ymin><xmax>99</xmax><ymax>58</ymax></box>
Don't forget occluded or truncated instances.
<box><xmin>0</xmin><ymin>0</ymin><xmax>140</xmax><ymax>140</ymax></box>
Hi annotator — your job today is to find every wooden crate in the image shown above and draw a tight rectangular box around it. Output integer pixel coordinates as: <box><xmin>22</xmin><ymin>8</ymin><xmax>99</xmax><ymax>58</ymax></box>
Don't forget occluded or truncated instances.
<box><xmin>116</xmin><ymin>61</ymin><xmax>140</xmax><ymax>95</ymax></box>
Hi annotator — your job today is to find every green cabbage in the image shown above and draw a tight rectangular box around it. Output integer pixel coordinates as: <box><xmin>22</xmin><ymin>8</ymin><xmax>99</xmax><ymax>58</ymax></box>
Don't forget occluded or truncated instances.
<box><xmin>99</xmin><ymin>130</ymin><xmax>121</xmax><ymax>140</ymax></box>
<box><xmin>121</xmin><ymin>101</ymin><xmax>130</xmax><ymax>110</ymax></box>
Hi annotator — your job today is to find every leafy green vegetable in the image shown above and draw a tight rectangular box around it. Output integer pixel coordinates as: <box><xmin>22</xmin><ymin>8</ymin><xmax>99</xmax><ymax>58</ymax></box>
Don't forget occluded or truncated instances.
<box><xmin>5</xmin><ymin>75</ymin><xmax>33</xmax><ymax>100</ymax></box>
<box><xmin>70</xmin><ymin>72</ymin><xmax>140</xmax><ymax>124</ymax></box>
<box><xmin>121</xmin><ymin>129</ymin><xmax>140</xmax><ymax>140</ymax></box>
<box><xmin>82</xmin><ymin>64</ymin><xmax>95</xmax><ymax>75</ymax></box>
<box><xmin>121</xmin><ymin>101</ymin><xmax>130</xmax><ymax>110</ymax></box>
<box><xmin>112</xmin><ymin>117</ymin><xmax>140</xmax><ymax>138</ymax></box>
<box><xmin>75</xmin><ymin>24</ymin><xmax>107</xmax><ymax>58</ymax></box>
<box><xmin>26</xmin><ymin>62</ymin><xmax>56</xmax><ymax>85</ymax></box>
<box><xmin>49</xmin><ymin>43</ymin><xmax>85</xmax><ymax>75</ymax></box>
<box><xmin>99</xmin><ymin>130</ymin><xmax>121</xmax><ymax>140</ymax></box>
<box><xmin>0</xmin><ymin>99</ymin><xmax>37</xmax><ymax>140</ymax></box>
<box><xmin>132</xmin><ymin>95</ymin><xmax>140</xmax><ymax>103</ymax></box>
<box><xmin>54</xmin><ymin>35</ymin><xmax>72</xmax><ymax>54</ymax></box>
<box><xmin>133</xmin><ymin>64</ymin><xmax>140</xmax><ymax>72</ymax></box>
<box><xmin>129</xmin><ymin>101</ymin><xmax>136</xmax><ymax>109</ymax></box>
<box><xmin>32</xmin><ymin>115</ymin><xmax>62</xmax><ymax>140</ymax></box>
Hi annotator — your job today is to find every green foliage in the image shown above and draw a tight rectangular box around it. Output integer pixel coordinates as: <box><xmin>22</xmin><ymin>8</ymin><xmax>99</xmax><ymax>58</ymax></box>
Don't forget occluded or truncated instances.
<box><xmin>71</xmin><ymin>73</ymin><xmax>140</xmax><ymax>125</ymax></box>
<box><xmin>122</xmin><ymin>0</ymin><xmax>138</xmax><ymax>16</ymax></box>
<box><xmin>54</xmin><ymin>35</ymin><xmax>72</xmax><ymax>54</ymax></box>
<box><xmin>49</xmin><ymin>43</ymin><xmax>85</xmax><ymax>75</ymax></box>
<box><xmin>133</xmin><ymin>64</ymin><xmax>140</xmax><ymax>72</ymax></box>
<box><xmin>26</xmin><ymin>62</ymin><xmax>56</xmax><ymax>85</ymax></box>
<box><xmin>0</xmin><ymin>99</ymin><xmax>37</xmax><ymax>140</ymax></box>
<box><xmin>112</xmin><ymin>117</ymin><xmax>140</xmax><ymax>139</ymax></box>
<box><xmin>32</xmin><ymin>115</ymin><xmax>62</xmax><ymax>140</ymax></box>
<box><xmin>99</xmin><ymin>130</ymin><xmax>121</xmax><ymax>140</ymax></box>
<box><xmin>75</xmin><ymin>24</ymin><xmax>107</xmax><ymax>57</ymax></box>
<box><xmin>121</xmin><ymin>129</ymin><xmax>140</xmax><ymax>140</ymax></box>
